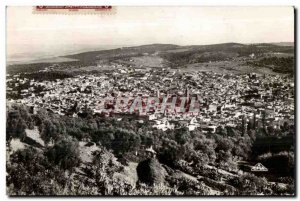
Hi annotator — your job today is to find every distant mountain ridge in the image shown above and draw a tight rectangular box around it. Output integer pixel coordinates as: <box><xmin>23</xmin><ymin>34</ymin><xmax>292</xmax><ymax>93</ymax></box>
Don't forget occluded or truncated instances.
<box><xmin>7</xmin><ymin>42</ymin><xmax>294</xmax><ymax>75</ymax></box>
<box><xmin>64</xmin><ymin>42</ymin><xmax>294</xmax><ymax>67</ymax></box>
<box><xmin>271</xmin><ymin>42</ymin><xmax>294</xmax><ymax>46</ymax></box>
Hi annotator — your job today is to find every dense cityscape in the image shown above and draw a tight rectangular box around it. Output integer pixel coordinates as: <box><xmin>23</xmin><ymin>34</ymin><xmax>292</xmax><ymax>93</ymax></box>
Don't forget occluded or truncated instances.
<box><xmin>7</xmin><ymin>65</ymin><xmax>294</xmax><ymax>133</ymax></box>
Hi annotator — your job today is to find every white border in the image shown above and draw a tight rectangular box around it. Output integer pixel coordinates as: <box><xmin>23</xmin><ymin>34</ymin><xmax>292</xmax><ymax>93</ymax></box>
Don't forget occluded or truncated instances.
<box><xmin>0</xmin><ymin>0</ymin><xmax>298</xmax><ymax>200</ymax></box>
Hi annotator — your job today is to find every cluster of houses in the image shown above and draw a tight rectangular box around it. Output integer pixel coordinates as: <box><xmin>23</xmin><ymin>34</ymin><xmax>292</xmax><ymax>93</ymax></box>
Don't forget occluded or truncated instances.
<box><xmin>7</xmin><ymin>65</ymin><xmax>294</xmax><ymax>133</ymax></box>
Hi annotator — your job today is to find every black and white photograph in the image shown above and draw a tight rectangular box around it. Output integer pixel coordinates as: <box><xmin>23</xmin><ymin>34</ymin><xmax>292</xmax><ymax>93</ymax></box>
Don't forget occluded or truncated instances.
<box><xmin>5</xmin><ymin>6</ymin><xmax>295</xmax><ymax>196</ymax></box>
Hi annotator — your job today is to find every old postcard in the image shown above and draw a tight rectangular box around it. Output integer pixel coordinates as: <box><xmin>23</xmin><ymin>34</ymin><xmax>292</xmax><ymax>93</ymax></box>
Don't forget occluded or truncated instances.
<box><xmin>6</xmin><ymin>6</ymin><xmax>295</xmax><ymax>196</ymax></box>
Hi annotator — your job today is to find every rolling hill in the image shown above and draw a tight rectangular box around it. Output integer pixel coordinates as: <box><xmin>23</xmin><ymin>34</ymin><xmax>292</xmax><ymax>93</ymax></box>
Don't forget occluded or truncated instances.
<box><xmin>7</xmin><ymin>42</ymin><xmax>294</xmax><ymax>75</ymax></box>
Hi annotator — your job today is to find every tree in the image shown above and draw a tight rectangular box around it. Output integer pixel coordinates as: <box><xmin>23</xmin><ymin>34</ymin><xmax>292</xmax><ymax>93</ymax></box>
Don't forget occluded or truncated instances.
<box><xmin>262</xmin><ymin>110</ymin><xmax>266</xmax><ymax>129</ymax></box>
<box><xmin>193</xmin><ymin>135</ymin><xmax>216</xmax><ymax>165</ymax></box>
<box><xmin>215</xmin><ymin>135</ymin><xmax>234</xmax><ymax>153</ymax></box>
<box><xmin>241</xmin><ymin>115</ymin><xmax>247</xmax><ymax>136</ymax></box>
<box><xmin>158</xmin><ymin>139</ymin><xmax>183</xmax><ymax>167</ymax></box>
<box><xmin>46</xmin><ymin>136</ymin><xmax>80</xmax><ymax>170</ymax></box>
<box><xmin>232</xmin><ymin>135</ymin><xmax>252</xmax><ymax>160</ymax></box>
<box><xmin>175</xmin><ymin>128</ymin><xmax>191</xmax><ymax>145</ymax></box>
<box><xmin>253</xmin><ymin>111</ymin><xmax>257</xmax><ymax>130</ymax></box>
<box><xmin>216</xmin><ymin>126</ymin><xmax>227</xmax><ymax>137</ymax></box>
<box><xmin>112</xmin><ymin>128</ymin><xmax>141</xmax><ymax>156</ymax></box>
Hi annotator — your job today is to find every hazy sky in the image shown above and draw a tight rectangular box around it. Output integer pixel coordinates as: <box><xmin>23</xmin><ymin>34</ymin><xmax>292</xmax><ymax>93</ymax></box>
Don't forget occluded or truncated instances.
<box><xmin>7</xmin><ymin>6</ymin><xmax>294</xmax><ymax>60</ymax></box>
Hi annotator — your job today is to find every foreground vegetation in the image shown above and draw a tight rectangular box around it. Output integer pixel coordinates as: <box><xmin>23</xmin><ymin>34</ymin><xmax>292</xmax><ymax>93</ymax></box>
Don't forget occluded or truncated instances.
<box><xmin>6</xmin><ymin>105</ymin><xmax>294</xmax><ymax>195</ymax></box>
